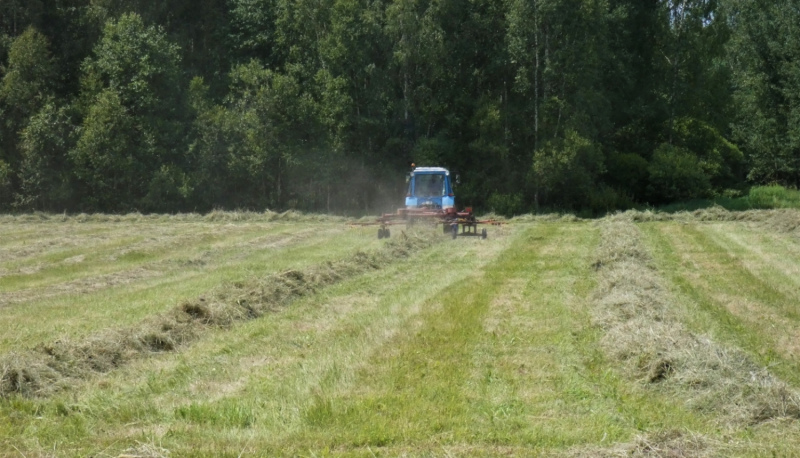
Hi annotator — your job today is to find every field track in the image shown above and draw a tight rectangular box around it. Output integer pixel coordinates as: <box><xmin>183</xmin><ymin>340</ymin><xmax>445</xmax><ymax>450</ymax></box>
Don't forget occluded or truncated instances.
<box><xmin>2</xmin><ymin>211</ymin><xmax>800</xmax><ymax>456</ymax></box>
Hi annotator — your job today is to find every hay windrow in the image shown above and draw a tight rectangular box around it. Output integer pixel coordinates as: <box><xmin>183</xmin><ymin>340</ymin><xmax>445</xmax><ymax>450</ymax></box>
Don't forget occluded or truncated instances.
<box><xmin>560</xmin><ymin>430</ymin><xmax>719</xmax><ymax>458</ymax></box>
<box><xmin>592</xmin><ymin>220</ymin><xmax>800</xmax><ymax>427</ymax></box>
<box><xmin>0</xmin><ymin>210</ymin><xmax>350</xmax><ymax>225</ymax></box>
<box><xmin>511</xmin><ymin>213</ymin><xmax>586</xmax><ymax>223</ymax></box>
<box><xmin>0</xmin><ymin>230</ymin><xmax>437</xmax><ymax>398</ymax></box>
<box><xmin>118</xmin><ymin>442</ymin><xmax>171</xmax><ymax>458</ymax></box>
<box><xmin>606</xmin><ymin>207</ymin><xmax>800</xmax><ymax>235</ymax></box>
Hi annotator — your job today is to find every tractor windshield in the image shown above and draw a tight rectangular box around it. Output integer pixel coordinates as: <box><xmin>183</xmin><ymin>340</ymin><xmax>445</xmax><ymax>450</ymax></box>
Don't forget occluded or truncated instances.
<box><xmin>414</xmin><ymin>173</ymin><xmax>446</xmax><ymax>197</ymax></box>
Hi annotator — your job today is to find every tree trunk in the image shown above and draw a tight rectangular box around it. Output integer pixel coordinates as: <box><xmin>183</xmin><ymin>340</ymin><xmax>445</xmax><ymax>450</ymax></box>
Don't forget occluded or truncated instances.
<box><xmin>534</xmin><ymin>0</ymin><xmax>540</xmax><ymax>151</ymax></box>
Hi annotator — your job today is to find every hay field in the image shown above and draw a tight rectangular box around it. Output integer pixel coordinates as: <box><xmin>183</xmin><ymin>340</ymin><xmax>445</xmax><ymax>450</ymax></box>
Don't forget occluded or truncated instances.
<box><xmin>2</xmin><ymin>211</ymin><xmax>800</xmax><ymax>456</ymax></box>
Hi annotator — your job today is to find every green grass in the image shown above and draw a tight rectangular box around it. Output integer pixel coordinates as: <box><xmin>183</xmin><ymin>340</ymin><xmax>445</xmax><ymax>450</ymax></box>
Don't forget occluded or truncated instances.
<box><xmin>658</xmin><ymin>185</ymin><xmax>800</xmax><ymax>212</ymax></box>
<box><xmin>2</xmin><ymin>216</ymin><xmax>800</xmax><ymax>455</ymax></box>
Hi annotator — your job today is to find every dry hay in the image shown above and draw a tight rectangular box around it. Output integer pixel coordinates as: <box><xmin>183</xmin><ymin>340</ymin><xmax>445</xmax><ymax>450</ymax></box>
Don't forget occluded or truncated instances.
<box><xmin>1</xmin><ymin>266</ymin><xmax>163</xmax><ymax>307</ymax></box>
<box><xmin>607</xmin><ymin>207</ymin><xmax>800</xmax><ymax>235</ymax></box>
<box><xmin>0</xmin><ymin>210</ymin><xmax>349</xmax><ymax>225</ymax></box>
<box><xmin>511</xmin><ymin>213</ymin><xmax>586</xmax><ymax>223</ymax></box>
<box><xmin>1</xmin><ymin>226</ymin><xmax>330</xmax><ymax>306</ymax></box>
<box><xmin>118</xmin><ymin>442</ymin><xmax>170</xmax><ymax>458</ymax></box>
<box><xmin>505</xmin><ymin>207</ymin><xmax>800</xmax><ymax>228</ymax></box>
<box><xmin>591</xmin><ymin>220</ymin><xmax>800</xmax><ymax>427</ymax></box>
<box><xmin>0</xmin><ymin>230</ymin><xmax>437</xmax><ymax>398</ymax></box>
<box><xmin>560</xmin><ymin>430</ymin><xmax>718</xmax><ymax>458</ymax></box>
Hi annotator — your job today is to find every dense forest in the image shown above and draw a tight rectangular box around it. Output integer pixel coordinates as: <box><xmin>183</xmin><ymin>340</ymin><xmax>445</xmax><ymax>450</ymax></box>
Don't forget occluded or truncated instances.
<box><xmin>0</xmin><ymin>0</ymin><xmax>798</xmax><ymax>214</ymax></box>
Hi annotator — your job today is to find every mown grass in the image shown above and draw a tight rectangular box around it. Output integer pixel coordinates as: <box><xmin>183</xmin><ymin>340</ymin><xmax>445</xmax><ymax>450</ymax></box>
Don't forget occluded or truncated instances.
<box><xmin>636</xmin><ymin>221</ymin><xmax>800</xmax><ymax>456</ymax></box>
<box><xmin>3</xmin><ymin>216</ymin><xmax>800</xmax><ymax>455</ymax></box>
<box><xmin>1</xmin><ymin>223</ymin><xmax>515</xmax><ymax>456</ymax></box>
<box><xmin>2</xmin><ymin>222</ymin><xmax>721</xmax><ymax>456</ymax></box>
<box><xmin>0</xmin><ymin>220</ymin><xmax>382</xmax><ymax>352</ymax></box>
<box><xmin>641</xmin><ymin>222</ymin><xmax>800</xmax><ymax>386</ymax></box>
<box><xmin>1</xmin><ymin>221</ymin><xmax>319</xmax><ymax>292</ymax></box>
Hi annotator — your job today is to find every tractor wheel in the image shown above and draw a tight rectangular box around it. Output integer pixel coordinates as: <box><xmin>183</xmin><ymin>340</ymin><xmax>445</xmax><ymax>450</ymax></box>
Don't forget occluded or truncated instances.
<box><xmin>451</xmin><ymin>224</ymin><xmax>458</xmax><ymax>239</ymax></box>
<box><xmin>481</xmin><ymin>228</ymin><xmax>487</xmax><ymax>239</ymax></box>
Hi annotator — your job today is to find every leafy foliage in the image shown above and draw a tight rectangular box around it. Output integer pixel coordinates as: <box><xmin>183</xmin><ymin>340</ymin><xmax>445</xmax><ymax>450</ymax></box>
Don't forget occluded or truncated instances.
<box><xmin>72</xmin><ymin>13</ymin><xmax>188</xmax><ymax>211</ymax></box>
<box><xmin>647</xmin><ymin>143</ymin><xmax>712</xmax><ymax>203</ymax></box>
<box><xmin>0</xmin><ymin>26</ymin><xmax>56</xmax><ymax>193</ymax></box>
<box><xmin>0</xmin><ymin>0</ymin><xmax>796</xmax><ymax>213</ymax></box>
<box><xmin>18</xmin><ymin>103</ymin><xmax>75</xmax><ymax>210</ymax></box>
<box><xmin>0</xmin><ymin>159</ymin><xmax>11</xmax><ymax>209</ymax></box>
<box><xmin>725</xmin><ymin>0</ymin><xmax>800</xmax><ymax>186</ymax></box>
<box><xmin>532</xmin><ymin>130</ymin><xmax>605</xmax><ymax>210</ymax></box>
<box><xmin>70</xmin><ymin>89</ymin><xmax>142</xmax><ymax>210</ymax></box>
<box><xmin>0</xmin><ymin>27</ymin><xmax>55</xmax><ymax>120</ymax></box>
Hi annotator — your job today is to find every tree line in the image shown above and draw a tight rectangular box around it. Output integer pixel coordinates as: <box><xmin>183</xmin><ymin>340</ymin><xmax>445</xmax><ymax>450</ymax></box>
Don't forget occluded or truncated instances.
<box><xmin>0</xmin><ymin>0</ymin><xmax>798</xmax><ymax>215</ymax></box>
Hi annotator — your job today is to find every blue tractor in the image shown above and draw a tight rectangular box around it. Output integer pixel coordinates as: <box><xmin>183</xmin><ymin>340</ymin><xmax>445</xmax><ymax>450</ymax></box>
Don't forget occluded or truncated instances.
<box><xmin>404</xmin><ymin>166</ymin><xmax>455</xmax><ymax>210</ymax></box>
<box><xmin>376</xmin><ymin>165</ymin><xmax>492</xmax><ymax>239</ymax></box>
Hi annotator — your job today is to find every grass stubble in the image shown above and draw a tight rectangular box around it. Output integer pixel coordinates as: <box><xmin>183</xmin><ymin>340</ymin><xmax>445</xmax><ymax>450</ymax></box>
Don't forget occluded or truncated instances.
<box><xmin>647</xmin><ymin>221</ymin><xmax>800</xmax><ymax>375</ymax></box>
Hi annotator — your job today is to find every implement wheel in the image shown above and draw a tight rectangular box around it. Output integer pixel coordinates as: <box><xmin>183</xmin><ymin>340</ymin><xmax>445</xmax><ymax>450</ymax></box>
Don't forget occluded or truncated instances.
<box><xmin>451</xmin><ymin>224</ymin><xmax>458</xmax><ymax>239</ymax></box>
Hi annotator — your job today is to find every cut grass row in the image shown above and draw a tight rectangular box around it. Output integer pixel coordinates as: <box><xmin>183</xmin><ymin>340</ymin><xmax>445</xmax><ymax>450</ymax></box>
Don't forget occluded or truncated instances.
<box><xmin>642</xmin><ymin>222</ymin><xmax>800</xmax><ymax>385</ymax></box>
<box><xmin>1</xmin><ymin>224</ymin><xmax>517</xmax><ymax>455</ymax></box>
<box><xmin>0</xmin><ymin>228</ymin><xmax>442</xmax><ymax>399</ymax></box>
<box><xmin>0</xmin><ymin>221</ymin><xmax>383</xmax><ymax>353</ymax></box>
<box><xmin>3</xmin><ymin>215</ymin><xmax>800</xmax><ymax>455</ymax></box>
<box><xmin>0</xmin><ymin>221</ymin><xmax>721</xmax><ymax>456</ymax></box>
<box><xmin>1</xmin><ymin>222</ymin><xmax>332</xmax><ymax>291</ymax></box>
<box><xmin>638</xmin><ymin>220</ymin><xmax>800</xmax><ymax>456</ymax></box>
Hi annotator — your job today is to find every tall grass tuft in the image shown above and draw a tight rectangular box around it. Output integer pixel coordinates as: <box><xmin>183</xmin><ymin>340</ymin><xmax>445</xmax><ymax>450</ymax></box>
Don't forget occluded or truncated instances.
<box><xmin>658</xmin><ymin>185</ymin><xmax>800</xmax><ymax>213</ymax></box>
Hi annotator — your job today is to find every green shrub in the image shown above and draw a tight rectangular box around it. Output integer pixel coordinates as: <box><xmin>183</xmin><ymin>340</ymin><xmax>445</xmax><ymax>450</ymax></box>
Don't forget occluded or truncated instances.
<box><xmin>671</xmin><ymin>117</ymin><xmax>745</xmax><ymax>190</ymax></box>
<box><xmin>647</xmin><ymin>143</ymin><xmax>712</xmax><ymax>203</ymax></box>
<box><xmin>0</xmin><ymin>159</ymin><xmax>12</xmax><ymax>209</ymax></box>
<box><xmin>531</xmin><ymin>129</ymin><xmax>605</xmax><ymax>209</ymax></box>
<box><xmin>657</xmin><ymin>185</ymin><xmax>800</xmax><ymax>212</ymax></box>
<box><xmin>747</xmin><ymin>185</ymin><xmax>800</xmax><ymax>208</ymax></box>
<box><xmin>487</xmin><ymin>192</ymin><xmax>525</xmax><ymax>217</ymax></box>
<box><xmin>588</xmin><ymin>186</ymin><xmax>635</xmax><ymax>215</ymax></box>
<box><xmin>605</xmin><ymin>151</ymin><xmax>649</xmax><ymax>198</ymax></box>
<box><xmin>141</xmin><ymin>164</ymin><xmax>193</xmax><ymax>213</ymax></box>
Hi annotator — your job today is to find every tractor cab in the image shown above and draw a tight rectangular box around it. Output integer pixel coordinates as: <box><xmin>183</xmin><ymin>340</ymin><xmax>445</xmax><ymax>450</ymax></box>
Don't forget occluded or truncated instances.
<box><xmin>405</xmin><ymin>167</ymin><xmax>455</xmax><ymax>210</ymax></box>
<box><xmin>374</xmin><ymin>164</ymin><xmax>496</xmax><ymax>240</ymax></box>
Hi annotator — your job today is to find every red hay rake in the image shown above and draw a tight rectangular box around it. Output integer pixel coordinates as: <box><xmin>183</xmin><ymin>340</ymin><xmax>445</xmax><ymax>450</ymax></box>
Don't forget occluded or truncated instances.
<box><xmin>371</xmin><ymin>206</ymin><xmax>502</xmax><ymax>239</ymax></box>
